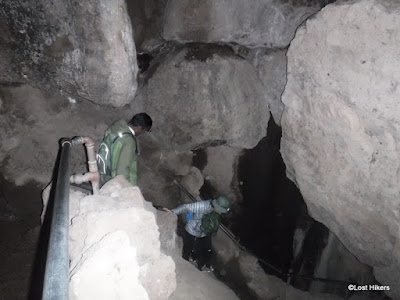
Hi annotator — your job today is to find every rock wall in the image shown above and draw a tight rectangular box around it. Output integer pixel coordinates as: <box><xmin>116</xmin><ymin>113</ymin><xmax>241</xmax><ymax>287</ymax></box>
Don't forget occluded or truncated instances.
<box><xmin>257</xmin><ymin>49</ymin><xmax>287</xmax><ymax>125</ymax></box>
<box><xmin>163</xmin><ymin>0</ymin><xmax>333</xmax><ymax>48</ymax></box>
<box><xmin>0</xmin><ymin>84</ymin><xmax>133</xmax><ymax>186</ymax></box>
<box><xmin>0</xmin><ymin>0</ymin><xmax>137</xmax><ymax>107</ymax></box>
<box><xmin>281</xmin><ymin>0</ymin><xmax>400</xmax><ymax>298</ymax></box>
<box><xmin>126</xmin><ymin>0</ymin><xmax>167</xmax><ymax>51</ymax></box>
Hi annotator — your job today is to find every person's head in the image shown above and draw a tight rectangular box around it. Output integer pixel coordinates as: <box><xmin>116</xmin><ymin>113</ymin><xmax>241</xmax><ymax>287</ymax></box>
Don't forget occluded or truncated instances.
<box><xmin>128</xmin><ymin>113</ymin><xmax>152</xmax><ymax>136</ymax></box>
<box><xmin>212</xmin><ymin>195</ymin><xmax>231</xmax><ymax>214</ymax></box>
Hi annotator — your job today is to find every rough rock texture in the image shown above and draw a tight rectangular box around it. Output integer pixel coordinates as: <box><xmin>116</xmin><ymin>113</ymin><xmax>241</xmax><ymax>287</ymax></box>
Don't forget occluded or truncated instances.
<box><xmin>68</xmin><ymin>176</ymin><xmax>176</xmax><ymax>299</ymax></box>
<box><xmin>41</xmin><ymin>177</ymin><xmax>244</xmax><ymax>299</ymax></box>
<box><xmin>281</xmin><ymin>0</ymin><xmax>400</xmax><ymax>298</ymax></box>
<box><xmin>178</xmin><ymin>167</ymin><xmax>204</xmax><ymax>200</ymax></box>
<box><xmin>126</xmin><ymin>0</ymin><xmax>167</xmax><ymax>51</ymax></box>
<box><xmin>135</xmin><ymin>45</ymin><xmax>270</xmax><ymax>150</ymax></box>
<box><xmin>70</xmin><ymin>231</ymin><xmax>149</xmax><ymax>300</ymax></box>
<box><xmin>310</xmin><ymin>231</ymin><xmax>375</xmax><ymax>294</ymax></box>
<box><xmin>163</xmin><ymin>0</ymin><xmax>333</xmax><ymax>48</ymax></box>
<box><xmin>202</xmin><ymin>146</ymin><xmax>242</xmax><ymax>197</ymax></box>
<box><xmin>0</xmin><ymin>0</ymin><xmax>137</xmax><ymax>106</ymax></box>
<box><xmin>0</xmin><ymin>84</ymin><xmax>129</xmax><ymax>186</ymax></box>
<box><xmin>257</xmin><ymin>49</ymin><xmax>287</xmax><ymax>125</ymax></box>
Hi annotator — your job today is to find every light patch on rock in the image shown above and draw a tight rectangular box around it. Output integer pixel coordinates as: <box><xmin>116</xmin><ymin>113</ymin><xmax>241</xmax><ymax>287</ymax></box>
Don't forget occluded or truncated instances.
<box><xmin>179</xmin><ymin>167</ymin><xmax>204</xmax><ymax>200</ymax></box>
<box><xmin>69</xmin><ymin>231</ymin><xmax>149</xmax><ymax>300</ymax></box>
<box><xmin>202</xmin><ymin>145</ymin><xmax>242</xmax><ymax>200</ymax></box>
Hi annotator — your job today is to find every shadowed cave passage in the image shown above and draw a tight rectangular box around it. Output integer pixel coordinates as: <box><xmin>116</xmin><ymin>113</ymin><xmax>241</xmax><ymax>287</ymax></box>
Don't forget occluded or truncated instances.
<box><xmin>0</xmin><ymin>175</ymin><xmax>43</xmax><ymax>300</ymax></box>
<box><xmin>236</xmin><ymin>117</ymin><xmax>305</xmax><ymax>275</ymax></box>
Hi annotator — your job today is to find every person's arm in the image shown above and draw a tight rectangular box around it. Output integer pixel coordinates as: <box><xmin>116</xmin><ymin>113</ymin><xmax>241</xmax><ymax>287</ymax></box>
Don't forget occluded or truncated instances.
<box><xmin>115</xmin><ymin>137</ymin><xmax>136</xmax><ymax>184</ymax></box>
<box><xmin>169</xmin><ymin>201</ymin><xmax>210</xmax><ymax>215</ymax></box>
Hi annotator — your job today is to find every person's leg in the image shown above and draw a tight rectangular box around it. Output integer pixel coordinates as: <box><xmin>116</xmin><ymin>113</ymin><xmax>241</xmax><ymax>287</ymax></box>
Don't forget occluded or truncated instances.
<box><xmin>183</xmin><ymin>231</ymin><xmax>196</xmax><ymax>261</ymax></box>
<box><xmin>192</xmin><ymin>236</ymin><xmax>202</xmax><ymax>262</ymax></box>
<box><xmin>196</xmin><ymin>235</ymin><xmax>213</xmax><ymax>271</ymax></box>
<box><xmin>202</xmin><ymin>235</ymin><xmax>212</xmax><ymax>268</ymax></box>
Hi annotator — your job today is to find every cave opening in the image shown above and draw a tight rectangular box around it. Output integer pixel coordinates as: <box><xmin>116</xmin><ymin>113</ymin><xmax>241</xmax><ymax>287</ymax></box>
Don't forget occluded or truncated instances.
<box><xmin>236</xmin><ymin>117</ymin><xmax>305</xmax><ymax>275</ymax></box>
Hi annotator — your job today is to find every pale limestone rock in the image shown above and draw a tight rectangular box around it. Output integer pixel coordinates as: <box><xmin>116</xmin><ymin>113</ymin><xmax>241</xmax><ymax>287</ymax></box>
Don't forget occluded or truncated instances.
<box><xmin>69</xmin><ymin>176</ymin><xmax>176</xmax><ymax>299</ymax></box>
<box><xmin>281</xmin><ymin>0</ymin><xmax>400</xmax><ymax>298</ymax></box>
<box><xmin>163</xmin><ymin>0</ymin><xmax>331</xmax><ymax>48</ymax></box>
<box><xmin>69</xmin><ymin>231</ymin><xmax>149</xmax><ymax>300</ymax></box>
<box><xmin>136</xmin><ymin>45</ymin><xmax>270</xmax><ymax>150</ymax></box>
<box><xmin>155</xmin><ymin>209</ymin><xmax>183</xmax><ymax>258</ymax></box>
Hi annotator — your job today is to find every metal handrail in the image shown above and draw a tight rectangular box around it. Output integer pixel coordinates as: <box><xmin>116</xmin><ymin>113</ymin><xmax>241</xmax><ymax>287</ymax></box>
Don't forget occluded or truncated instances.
<box><xmin>42</xmin><ymin>138</ymin><xmax>71</xmax><ymax>300</ymax></box>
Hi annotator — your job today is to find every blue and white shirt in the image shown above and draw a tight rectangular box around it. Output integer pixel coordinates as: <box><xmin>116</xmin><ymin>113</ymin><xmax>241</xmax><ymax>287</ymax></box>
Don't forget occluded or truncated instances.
<box><xmin>171</xmin><ymin>200</ymin><xmax>213</xmax><ymax>238</ymax></box>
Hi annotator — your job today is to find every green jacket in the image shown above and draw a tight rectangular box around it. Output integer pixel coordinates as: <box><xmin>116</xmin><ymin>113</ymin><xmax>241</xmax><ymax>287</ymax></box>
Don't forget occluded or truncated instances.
<box><xmin>103</xmin><ymin>120</ymin><xmax>138</xmax><ymax>185</ymax></box>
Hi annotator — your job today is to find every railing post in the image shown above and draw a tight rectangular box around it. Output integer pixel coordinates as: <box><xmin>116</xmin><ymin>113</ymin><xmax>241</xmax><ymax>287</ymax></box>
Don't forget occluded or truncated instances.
<box><xmin>42</xmin><ymin>138</ymin><xmax>71</xmax><ymax>300</ymax></box>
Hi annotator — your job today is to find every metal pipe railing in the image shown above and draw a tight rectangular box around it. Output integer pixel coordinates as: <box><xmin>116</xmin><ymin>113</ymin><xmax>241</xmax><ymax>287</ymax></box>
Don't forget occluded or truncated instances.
<box><xmin>42</xmin><ymin>138</ymin><xmax>71</xmax><ymax>300</ymax></box>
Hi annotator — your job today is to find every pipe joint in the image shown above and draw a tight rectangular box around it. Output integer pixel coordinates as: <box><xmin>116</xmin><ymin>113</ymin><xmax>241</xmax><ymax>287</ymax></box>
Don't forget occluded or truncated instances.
<box><xmin>71</xmin><ymin>136</ymin><xmax>83</xmax><ymax>146</ymax></box>
<box><xmin>70</xmin><ymin>136</ymin><xmax>100</xmax><ymax>194</ymax></box>
<box><xmin>81</xmin><ymin>137</ymin><xmax>95</xmax><ymax>147</ymax></box>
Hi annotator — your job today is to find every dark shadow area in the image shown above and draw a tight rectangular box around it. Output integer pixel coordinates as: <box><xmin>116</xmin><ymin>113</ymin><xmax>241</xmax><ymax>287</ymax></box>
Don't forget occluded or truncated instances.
<box><xmin>137</xmin><ymin>53</ymin><xmax>153</xmax><ymax>73</ymax></box>
<box><xmin>0</xmin><ymin>175</ymin><xmax>42</xmax><ymax>300</ymax></box>
<box><xmin>192</xmin><ymin>149</ymin><xmax>207</xmax><ymax>171</ymax></box>
<box><xmin>213</xmin><ymin>257</ymin><xmax>259</xmax><ymax>300</ymax></box>
<box><xmin>237</xmin><ymin>117</ymin><xmax>304</xmax><ymax>274</ymax></box>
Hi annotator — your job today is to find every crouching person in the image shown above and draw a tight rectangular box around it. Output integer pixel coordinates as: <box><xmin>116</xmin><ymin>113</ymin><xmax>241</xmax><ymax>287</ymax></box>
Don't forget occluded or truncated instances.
<box><xmin>163</xmin><ymin>196</ymin><xmax>231</xmax><ymax>272</ymax></box>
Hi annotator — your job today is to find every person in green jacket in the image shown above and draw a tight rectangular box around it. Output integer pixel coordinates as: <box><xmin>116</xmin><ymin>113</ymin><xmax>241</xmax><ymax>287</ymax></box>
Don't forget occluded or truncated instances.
<box><xmin>98</xmin><ymin>113</ymin><xmax>152</xmax><ymax>186</ymax></box>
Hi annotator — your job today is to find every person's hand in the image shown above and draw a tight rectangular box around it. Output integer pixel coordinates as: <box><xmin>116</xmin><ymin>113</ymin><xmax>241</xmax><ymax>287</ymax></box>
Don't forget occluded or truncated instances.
<box><xmin>162</xmin><ymin>207</ymin><xmax>172</xmax><ymax>213</ymax></box>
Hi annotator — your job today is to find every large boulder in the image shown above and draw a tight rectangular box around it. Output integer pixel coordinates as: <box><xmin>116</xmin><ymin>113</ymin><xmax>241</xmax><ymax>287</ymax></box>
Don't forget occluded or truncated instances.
<box><xmin>135</xmin><ymin>44</ymin><xmax>270</xmax><ymax>151</ymax></box>
<box><xmin>69</xmin><ymin>176</ymin><xmax>176</xmax><ymax>299</ymax></box>
<box><xmin>0</xmin><ymin>0</ymin><xmax>137</xmax><ymax>107</ymax></box>
<box><xmin>281</xmin><ymin>0</ymin><xmax>400</xmax><ymax>298</ymax></box>
<box><xmin>163</xmin><ymin>0</ymin><xmax>332</xmax><ymax>48</ymax></box>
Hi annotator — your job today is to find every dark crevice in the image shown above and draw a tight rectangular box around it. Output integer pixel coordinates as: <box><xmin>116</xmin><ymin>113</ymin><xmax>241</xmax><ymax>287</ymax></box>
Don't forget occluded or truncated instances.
<box><xmin>237</xmin><ymin>116</ymin><xmax>305</xmax><ymax>274</ymax></box>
